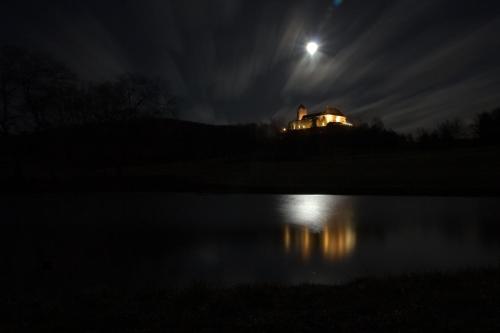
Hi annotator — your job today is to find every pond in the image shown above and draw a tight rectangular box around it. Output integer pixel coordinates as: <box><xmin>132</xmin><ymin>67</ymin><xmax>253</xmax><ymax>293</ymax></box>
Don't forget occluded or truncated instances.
<box><xmin>2</xmin><ymin>194</ymin><xmax>500</xmax><ymax>289</ymax></box>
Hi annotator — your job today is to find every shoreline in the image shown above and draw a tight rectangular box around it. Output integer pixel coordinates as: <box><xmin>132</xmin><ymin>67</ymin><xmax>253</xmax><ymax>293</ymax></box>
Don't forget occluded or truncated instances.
<box><xmin>1</xmin><ymin>176</ymin><xmax>500</xmax><ymax>197</ymax></box>
<box><xmin>4</xmin><ymin>267</ymin><xmax>500</xmax><ymax>331</ymax></box>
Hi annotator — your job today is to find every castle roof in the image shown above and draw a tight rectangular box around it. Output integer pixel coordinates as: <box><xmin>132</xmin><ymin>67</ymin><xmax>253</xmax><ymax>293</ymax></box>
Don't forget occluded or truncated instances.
<box><xmin>303</xmin><ymin>106</ymin><xmax>345</xmax><ymax>119</ymax></box>
<box><xmin>324</xmin><ymin>106</ymin><xmax>345</xmax><ymax>117</ymax></box>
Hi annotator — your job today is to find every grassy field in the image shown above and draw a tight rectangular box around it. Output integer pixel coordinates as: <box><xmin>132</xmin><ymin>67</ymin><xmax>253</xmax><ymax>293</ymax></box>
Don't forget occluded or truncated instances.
<box><xmin>3</xmin><ymin>268</ymin><xmax>500</xmax><ymax>332</ymax></box>
<box><xmin>124</xmin><ymin>146</ymin><xmax>500</xmax><ymax>195</ymax></box>
<box><xmin>3</xmin><ymin>146</ymin><xmax>499</xmax><ymax>195</ymax></box>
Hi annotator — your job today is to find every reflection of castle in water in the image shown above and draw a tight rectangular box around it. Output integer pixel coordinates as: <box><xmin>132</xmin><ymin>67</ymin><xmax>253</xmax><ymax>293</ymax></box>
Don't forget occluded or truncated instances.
<box><xmin>281</xmin><ymin>195</ymin><xmax>357</xmax><ymax>262</ymax></box>
<box><xmin>284</xmin><ymin>223</ymin><xmax>356</xmax><ymax>261</ymax></box>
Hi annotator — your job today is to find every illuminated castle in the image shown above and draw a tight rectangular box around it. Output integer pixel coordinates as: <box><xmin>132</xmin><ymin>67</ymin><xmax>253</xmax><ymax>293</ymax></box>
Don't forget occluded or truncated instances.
<box><xmin>288</xmin><ymin>104</ymin><xmax>352</xmax><ymax>131</ymax></box>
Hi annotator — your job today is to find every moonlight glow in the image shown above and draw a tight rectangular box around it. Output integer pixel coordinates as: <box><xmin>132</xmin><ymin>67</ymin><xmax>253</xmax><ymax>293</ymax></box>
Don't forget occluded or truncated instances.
<box><xmin>306</xmin><ymin>42</ymin><xmax>319</xmax><ymax>56</ymax></box>
<box><xmin>279</xmin><ymin>195</ymin><xmax>338</xmax><ymax>230</ymax></box>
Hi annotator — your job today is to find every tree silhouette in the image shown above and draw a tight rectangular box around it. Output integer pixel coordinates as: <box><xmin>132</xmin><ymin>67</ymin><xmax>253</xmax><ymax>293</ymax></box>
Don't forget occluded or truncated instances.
<box><xmin>82</xmin><ymin>74</ymin><xmax>176</xmax><ymax>123</ymax></box>
<box><xmin>113</xmin><ymin>73</ymin><xmax>176</xmax><ymax>120</ymax></box>
<box><xmin>436</xmin><ymin>118</ymin><xmax>466</xmax><ymax>142</ymax></box>
<box><xmin>1</xmin><ymin>45</ymin><xmax>178</xmax><ymax>133</ymax></box>
<box><xmin>0</xmin><ymin>45</ymin><xmax>78</xmax><ymax>133</ymax></box>
<box><xmin>474</xmin><ymin>108</ymin><xmax>500</xmax><ymax>144</ymax></box>
<box><xmin>0</xmin><ymin>46</ymin><xmax>25</xmax><ymax>135</ymax></box>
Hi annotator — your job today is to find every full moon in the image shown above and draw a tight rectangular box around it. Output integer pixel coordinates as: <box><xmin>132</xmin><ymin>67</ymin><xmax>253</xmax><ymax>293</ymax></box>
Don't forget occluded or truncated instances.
<box><xmin>306</xmin><ymin>42</ymin><xmax>319</xmax><ymax>56</ymax></box>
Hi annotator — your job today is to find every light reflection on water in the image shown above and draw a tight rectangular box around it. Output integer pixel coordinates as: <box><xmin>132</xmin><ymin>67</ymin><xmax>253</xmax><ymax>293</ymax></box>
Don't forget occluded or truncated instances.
<box><xmin>3</xmin><ymin>193</ymin><xmax>500</xmax><ymax>288</ymax></box>
<box><xmin>280</xmin><ymin>195</ymin><xmax>341</xmax><ymax>231</ymax></box>
<box><xmin>283</xmin><ymin>224</ymin><xmax>356</xmax><ymax>262</ymax></box>
<box><xmin>281</xmin><ymin>195</ymin><xmax>356</xmax><ymax>262</ymax></box>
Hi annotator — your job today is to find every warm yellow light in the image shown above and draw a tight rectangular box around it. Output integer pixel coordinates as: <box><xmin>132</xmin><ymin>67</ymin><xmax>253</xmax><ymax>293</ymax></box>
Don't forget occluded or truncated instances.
<box><xmin>322</xmin><ymin>226</ymin><xmax>330</xmax><ymax>254</ymax></box>
<box><xmin>284</xmin><ymin>225</ymin><xmax>291</xmax><ymax>253</ymax></box>
<box><xmin>301</xmin><ymin>227</ymin><xmax>311</xmax><ymax>260</ymax></box>
<box><xmin>321</xmin><ymin>225</ymin><xmax>357</xmax><ymax>262</ymax></box>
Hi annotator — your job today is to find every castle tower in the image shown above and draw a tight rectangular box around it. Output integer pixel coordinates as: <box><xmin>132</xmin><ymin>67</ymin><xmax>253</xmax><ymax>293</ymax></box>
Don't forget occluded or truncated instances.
<box><xmin>297</xmin><ymin>104</ymin><xmax>308</xmax><ymax>121</ymax></box>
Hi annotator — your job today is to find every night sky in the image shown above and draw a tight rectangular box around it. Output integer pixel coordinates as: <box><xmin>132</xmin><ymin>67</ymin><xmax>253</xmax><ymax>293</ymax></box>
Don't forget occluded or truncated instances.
<box><xmin>2</xmin><ymin>0</ymin><xmax>500</xmax><ymax>131</ymax></box>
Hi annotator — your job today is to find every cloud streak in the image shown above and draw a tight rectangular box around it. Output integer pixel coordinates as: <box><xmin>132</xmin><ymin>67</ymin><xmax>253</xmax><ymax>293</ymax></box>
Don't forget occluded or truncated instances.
<box><xmin>2</xmin><ymin>0</ymin><xmax>500</xmax><ymax>131</ymax></box>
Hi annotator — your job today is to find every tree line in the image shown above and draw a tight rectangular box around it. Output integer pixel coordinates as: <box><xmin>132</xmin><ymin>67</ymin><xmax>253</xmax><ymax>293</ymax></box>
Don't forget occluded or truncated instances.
<box><xmin>2</xmin><ymin>44</ymin><xmax>500</xmax><ymax>148</ymax></box>
<box><xmin>0</xmin><ymin>45</ymin><xmax>176</xmax><ymax>135</ymax></box>
<box><xmin>411</xmin><ymin>110</ymin><xmax>500</xmax><ymax>145</ymax></box>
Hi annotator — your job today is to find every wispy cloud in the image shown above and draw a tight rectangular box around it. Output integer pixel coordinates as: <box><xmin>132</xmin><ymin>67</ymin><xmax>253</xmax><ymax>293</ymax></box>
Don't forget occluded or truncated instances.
<box><xmin>2</xmin><ymin>0</ymin><xmax>500</xmax><ymax>130</ymax></box>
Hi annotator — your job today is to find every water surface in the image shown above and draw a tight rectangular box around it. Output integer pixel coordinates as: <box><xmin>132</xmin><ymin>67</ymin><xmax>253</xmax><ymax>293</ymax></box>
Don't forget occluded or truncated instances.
<box><xmin>2</xmin><ymin>194</ymin><xmax>500</xmax><ymax>288</ymax></box>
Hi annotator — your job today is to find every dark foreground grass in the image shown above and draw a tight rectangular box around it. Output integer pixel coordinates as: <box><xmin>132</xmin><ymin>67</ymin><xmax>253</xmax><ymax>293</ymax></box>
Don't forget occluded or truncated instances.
<box><xmin>3</xmin><ymin>268</ymin><xmax>500</xmax><ymax>332</ymax></box>
<box><xmin>2</xmin><ymin>147</ymin><xmax>500</xmax><ymax>196</ymax></box>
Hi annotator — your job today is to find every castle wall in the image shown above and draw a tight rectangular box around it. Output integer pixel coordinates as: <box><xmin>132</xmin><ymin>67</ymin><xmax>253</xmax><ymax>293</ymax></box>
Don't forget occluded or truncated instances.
<box><xmin>288</xmin><ymin>106</ymin><xmax>353</xmax><ymax>131</ymax></box>
<box><xmin>289</xmin><ymin>119</ymin><xmax>314</xmax><ymax>130</ymax></box>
